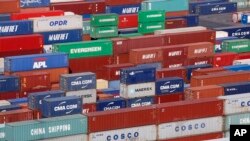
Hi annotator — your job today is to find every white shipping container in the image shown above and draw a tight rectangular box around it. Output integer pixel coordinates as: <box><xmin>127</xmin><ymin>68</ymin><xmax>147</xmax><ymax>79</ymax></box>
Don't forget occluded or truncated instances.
<box><xmin>158</xmin><ymin>116</ymin><xmax>223</xmax><ymax>140</ymax></box>
<box><xmin>0</xmin><ymin>100</ymin><xmax>11</xmax><ymax>106</ymax></box>
<box><xmin>233</xmin><ymin>59</ymin><xmax>250</xmax><ymax>65</ymax></box>
<box><xmin>219</xmin><ymin>93</ymin><xmax>250</xmax><ymax>115</ymax></box>
<box><xmin>154</xmin><ymin>26</ymin><xmax>207</xmax><ymax>35</ymax></box>
<box><xmin>120</xmin><ymin>82</ymin><xmax>155</xmax><ymax>99</ymax></box>
<box><xmin>31</xmin><ymin>15</ymin><xmax>82</xmax><ymax>32</ymax></box>
<box><xmin>216</xmin><ymin>31</ymin><xmax>228</xmax><ymax>38</ymax></box>
<box><xmin>43</xmin><ymin>45</ymin><xmax>53</xmax><ymax>53</ymax></box>
<box><xmin>204</xmin><ymin>137</ymin><xmax>229</xmax><ymax>141</ymax></box>
<box><xmin>38</xmin><ymin>134</ymin><xmax>88</xmax><ymax>141</ymax></box>
<box><xmin>66</xmin><ymin>89</ymin><xmax>97</xmax><ymax>104</ymax></box>
<box><xmin>89</xmin><ymin>125</ymin><xmax>157</xmax><ymax>141</ymax></box>
<box><xmin>0</xmin><ymin>58</ymin><xmax>3</xmax><ymax>74</ymax></box>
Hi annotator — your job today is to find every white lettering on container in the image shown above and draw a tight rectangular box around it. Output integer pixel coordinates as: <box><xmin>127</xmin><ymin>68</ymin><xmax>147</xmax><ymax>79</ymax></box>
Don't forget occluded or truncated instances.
<box><xmin>168</xmin><ymin>51</ymin><xmax>182</xmax><ymax>57</ymax></box>
<box><xmin>122</xmin><ymin>7</ymin><xmax>139</xmax><ymax>14</ymax></box>
<box><xmin>70</xmin><ymin>47</ymin><xmax>102</xmax><ymax>54</ymax></box>
<box><xmin>142</xmin><ymin>54</ymin><xmax>156</xmax><ymax>59</ymax></box>
<box><xmin>48</xmin><ymin>33</ymin><xmax>69</xmax><ymax>41</ymax></box>
<box><xmin>0</xmin><ymin>25</ymin><xmax>18</xmax><ymax>33</ymax></box>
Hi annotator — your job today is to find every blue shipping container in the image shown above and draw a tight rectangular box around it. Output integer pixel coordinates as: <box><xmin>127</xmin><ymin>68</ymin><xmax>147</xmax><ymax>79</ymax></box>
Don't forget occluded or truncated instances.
<box><xmin>8</xmin><ymin>98</ymin><xmax>27</xmax><ymax>105</ymax></box>
<box><xmin>241</xmin><ymin>14</ymin><xmax>250</xmax><ymax>24</ymax></box>
<box><xmin>106</xmin><ymin>4</ymin><xmax>141</xmax><ymax>15</ymax></box>
<box><xmin>20</xmin><ymin>0</ymin><xmax>50</xmax><ymax>8</ymax></box>
<box><xmin>96</xmin><ymin>98</ymin><xmax>126</xmax><ymax>111</ymax></box>
<box><xmin>224</xmin><ymin>64</ymin><xmax>250</xmax><ymax>71</ymax></box>
<box><xmin>155</xmin><ymin>77</ymin><xmax>184</xmax><ymax>95</ymax></box>
<box><xmin>189</xmin><ymin>0</ymin><xmax>229</xmax><ymax>14</ymax></box>
<box><xmin>215</xmin><ymin>36</ymin><xmax>238</xmax><ymax>53</ymax></box>
<box><xmin>0</xmin><ymin>105</ymin><xmax>21</xmax><ymax>112</ymax></box>
<box><xmin>28</xmin><ymin>90</ymin><xmax>65</xmax><ymax>110</ymax></box>
<box><xmin>0</xmin><ymin>76</ymin><xmax>19</xmax><ymax>92</ymax></box>
<box><xmin>120</xmin><ymin>66</ymin><xmax>156</xmax><ymax>85</ymax></box>
<box><xmin>214</xmin><ymin>25</ymin><xmax>250</xmax><ymax>39</ymax></box>
<box><xmin>136</xmin><ymin>62</ymin><xmax>162</xmax><ymax>70</ymax></box>
<box><xmin>4</xmin><ymin>53</ymin><xmax>69</xmax><ymax>72</ymax></box>
<box><xmin>220</xmin><ymin>82</ymin><xmax>250</xmax><ymax>95</ymax></box>
<box><xmin>127</xmin><ymin>96</ymin><xmax>154</xmax><ymax>108</ymax></box>
<box><xmin>118</xmin><ymin>28</ymin><xmax>138</xmax><ymax>34</ymax></box>
<box><xmin>108</xmin><ymin>80</ymin><xmax>120</xmax><ymax>89</ymax></box>
<box><xmin>0</xmin><ymin>20</ymin><xmax>33</xmax><ymax>36</ymax></box>
<box><xmin>196</xmin><ymin>2</ymin><xmax>237</xmax><ymax>15</ymax></box>
<box><xmin>101</xmin><ymin>88</ymin><xmax>120</xmax><ymax>95</ymax></box>
<box><xmin>0</xmin><ymin>14</ymin><xmax>10</xmax><ymax>21</ymax></box>
<box><xmin>185</xmin><ymin>64</ymin><xmax>213</xmax><ymax>81</ymax></box>
<box><xmin>60</xmin><ymin>72</ymin><xmax>96</xmax><ymax>92</ymax></box>
<box><xmin>167</xmin><ymin>14</ymin><xmax>199</xmax><ymax>27</ymax></box>
<box><xmin>42</xmin><ymin>96</ymin><xmax>82</xmax><ymax>117</ymax></box>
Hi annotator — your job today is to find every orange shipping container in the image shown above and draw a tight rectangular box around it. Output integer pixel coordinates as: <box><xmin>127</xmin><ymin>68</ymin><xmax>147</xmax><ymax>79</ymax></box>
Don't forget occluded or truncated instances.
<box><xmin>0</xmin><ymin>0</ymin><xmax>20</xmax><ymax>14</ymax></box>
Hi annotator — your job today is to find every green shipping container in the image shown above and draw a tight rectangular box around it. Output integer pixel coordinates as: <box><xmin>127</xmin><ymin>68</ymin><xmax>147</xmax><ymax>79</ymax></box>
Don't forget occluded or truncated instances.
<box><xmin>53</xmin><ymin>39</ymin><xmax>113</xmax><ymax>59</ymax></box>
<box><xmin>0</xmin><ymin>124</ymin><xmax>5</xmax><ymax>141</ymax></box>
<box><xmin>225</xmin><ymin>113</ymin><xmax>250</xmax><ymax>131</ymax></box>
<box><xmin>5</xmin><ymin>114</ymin><xmax>87</xmax><ymax>141</ymax></box>
<box><xmin>90</xmin><ymin>26</ymin><xmax>118</xmax><ymax>38</ymax></box>
<box><xmin>83</xmin><ymin>20</ymin><xmax>91</xmax><ymax>34</ymax></box>
<box><xmin>138</xmin><ymin>22</ymin><xmax>165</xmax><ymax>34</ymax></box>
<box><xmin>138</xmin><ymin>10</ymin><xmax>166</xmax><ymax>23</ymax></box>
<box><xmin>91</xmin><ymin>13</ymin><xmax>118</xmax><ymax>27</ymax></box>
<box><xmin>222</xmin><ymin>39</ymin><xmax>250</xmax><ymax>53</ymax></box>
<box><xmin>119</xmin><ymin>33</ymin><xmax>143</xmax><ymax>37</ymax></box>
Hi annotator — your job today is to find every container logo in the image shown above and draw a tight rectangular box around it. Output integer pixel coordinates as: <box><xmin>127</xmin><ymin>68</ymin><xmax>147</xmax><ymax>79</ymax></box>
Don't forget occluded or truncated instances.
<box><xmin>103</xmin><ymin>102</ymin><xmax>121</xmax><ymax>111</ymax></box>
<box><xmin>122</xmin><ymin>7</ymin><xmax>139</xmax><ymax>14</ymax></box>
<box><xmin>0</xmin><ymin>25</ymin><xmax>18</xmax><ymax>33</ymax></box>
<box><xmin>169</xmin><ymin>63</ymin><xmax>183</xmax><ymax>68</ymax></box>
<box><xmin>232</xmin><ymin>29</ymin><xmax>250</xmax><ymax>38</ymax></box>
<box><xmin>115</xmin><ymin>70</ymin><xmax>120</xmax><ymax>76</ymax></box>
<box><xmin>54</xmin><ymin>101</ymin><xmax>78</xmax><ymax>114</ymax></box>
<box><xmin>194</xmin><ymin>48</ymin><xmax>208</xmax><ymax>54</ymax></box>
<box><xmin>31</xmin><ymin>128</ymin><xmax>45</xmax><ymax>136</ymax></box>
<box><xmin>21</xmin><ymin>0</ymin><xmax>42</xmax><ymax>7</ymax></box>
<box><xmin>39</xmin><ymin>95</ymin><xmax>51</xmax><ymax>104</ymax></box>
<box><xmin>49</xmin><ymin>20</ymin><xmax>67</xmax><ymax>27</ymax></box>
<box><xmin>71</xmin><ymin>77</ymin><xmax>93</xmax><ymax>89</ymax></box>
<box><xmin>240</xmin><ymin>118</ymin><xmax>250</xmax><ymax>124</ymax></box>
<box><xmin>70</xmin><ymin>47</ymin><xmax>102</xmax><ymax>54</ymax></box>
<box><xmin>134</xmin><ymin>87</ymin><xmax>152</xmax><ymax>93</ymax></box>
<box><xmin>168</xmin><ymin>51</ymin><xmax>182</xmax><ymax>57</ymax></box>
<box><xmin>241</xmin><ymin>100</ymin><xmax>250</xmax><ymax>107</ymax></box>
<box><xmin>194</xmin><ymin>61</ymin><xmax>208</xmax><ymax>65</ymax></box>
<box><xmin>131</xmin><ymin>98</ymin><xmax>152</xmax><ymax>107</ymax></box>
<box><xmin>106</xmin><ymin>132</ymin><xmax>139</xmax><ymax>141</ymax></box>
<box><xmin>48</xmin><ymin>33</ymin><xmax>69</xmax><ymax>41</ymax></box>
<box><xmin>160</xmin><ymin>81</ymin><xmax>180</xmax><ymax>93</ymax></box>
<box><xmin>175</xmin><ymin>123</ymin><xmax>206</xmax><ymax>132</ymax></box>
<box><xmin>211</xmin><ymin>5</ymin><xmax>226</xmax><ymax>13</ymax></box>
<box><xmin>33</xmin><ymin>58</ymin><xmax>48</xmax><ymax>69</ymax></box>
<box><xmin>142</xmin><ymin>53</ymin><xmax>156</xmax><ymax>59</ymax></box>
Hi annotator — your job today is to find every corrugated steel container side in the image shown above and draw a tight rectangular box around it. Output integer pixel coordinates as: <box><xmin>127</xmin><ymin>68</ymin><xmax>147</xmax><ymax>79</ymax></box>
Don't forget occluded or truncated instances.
<box><xmin>0</xmin><ymin>20</ymin><xmax>33</xmax><ymax>36</ymax></box>
<box><xmin>224</xmin><ymin>64</ymin><xmax>250</xmax><ymax>71</ymax></box>
<box><xmin>215</xmin><ymin>36</ymin><xmax>238</xmax><ymax>53</ymax></box>
<box><xmin>89</xmin><ymin>125</ymin><xmax>157</xmax><ymax>141</ymax></box>
<box><xmin>8</xmin><ymin>98</ymin><xmax>27</xmax><ymax>105</ymax></box>
<box><xmin>187</xmin><ymin>42</ymin><xmax>214</xmax><ymax>58</ymax></box>
<box><xmin>165</xmin><ymin>132</ymin><xmax>223</xmax><ymax>141</ymax></box>
<box><xmin>196</xmin><ymin>2</ymin><xmax>237</xmax><ymax>15</ymax></box>
<box><xmin>90</xmin><ymin>26</ymin><xmax>118</xmax><ymax>39</ymax></box>
<box><xmin>0</xmin><ymin>105</ymin><xmax>21</xmax><ymax>112</ymax></box>
<box><xmin>158</xmin><ymin>116</ymin><xmax>223</xmax><ymax>140</ymax></box>
<box><xmin>163</xmin><ymin>58</ymin><xmax>187</xmax><ymax>69</ymax></box>
<box><xmin>127</xmin><ymin>96</ymin><xmax>154</xmax><ymax>108</ymax></box>
<box><xmin>128</xmin><ymin>35</ymin><xmax>166</xmax><ymax>50</ymax></box>
<box><xmin>156</xmin><ymin>67</ymin><xmax>187</xmax><ymax>81</ymax></box>
<box><xmin>90</xmin><ymin>13</ymin><xmax>118</xmax><ymax>27</ymax></box>
<box><xmin>155</xmin><ymin>93</ymin><xmax>183</xmax><ymax>104</ymax></box>
<box><xmin>0</xmin><ymin>109</ymin><xmax>33</xmax><ymax>124</ymax></box>
<box><xmin>138</xmin><ymin>10</ymin><xmax>165</xmax><ymax>23</ymax></box>
<box><xmin>0</xmin><ymin>91</ymin><xmax>19</xmax><ymax>100</ymax></box>
<box><xmin>106</xmin><ymin>4</ymin><xmax>141</xmax><ymax>15</ymax></box>
<box><xmin>185</xmin><ymin>64</ymin><xmax>213</xmax><ymax>81</ymax></box>
<box><xmin>96</xmin><ymin>98</ymin><xmax>126</xmax><ymax>111</ymax></box>
<box><xmin>66</xmin><ymin>89</ymin><xmax>97</xmax><ymax>104</ymax></box>
<box><xmin>155</xmin><ymin>77</ymin><xmax>184</xmax><ymax>95</ymax></box>
<box><xmin>189</xmin><ymin>0</ymin><xmax>228</xmax><ymax>14</ymax></box>
<box><xmin>118</xmin><ymin>14</ymin><xmax>138</xmax><ymax>29</ymax></box>
<box><xmin>157</xmin><ymin>98</ymin><xmax>223</xmax><ymax>123</ymax></box>
<box><xmin>214</xmin><ymin>25</ymin><xmax>250</xmax><ymax>39</ymax></box>
<box><xmin>11</xmin><ymin>10</ymin><xmax>64</xmax><ymax>20</ymax></box>
<box><xmin>0</xmin><ymin>0</ymin><xmax>20</xmax><ymax>14</ymax></box>
<box><xmin>165</xmin><ymin>18</ymin><xmax>187</xmax><ymax>29</ymax></box>
<box><xmin>141</xmin><ymin>0</ymin><xmax>188</xmax><ymax>12</ymax></box>
<box><xmin>137</xmin><ymin>62</ymin><xmax>162</xmax><ymax>70</ymax></box>
<box><xmin>138</xmin><ymin>22</ymin><xmax>165</xmax><ymax>34</ymax></box>
<box><xmin>233</xmin><ymin>59</ymin><xmax>250</xmax><ymax>65</ymax></box>
<box><xmin>213</xmin><ymin>52</ymin><xmax>238</xmax><ymax>67</ymax></box>
<box><xmin>0</xmin><ymin>75</ymin><xmax>19</xmax><ymax>92</ymax></box>
<box><xmin>220</xmin><ymin>82</ymin><xmax>250</xmax><ymax>95</ymax></box>
<box><xmin>192</xmin><ymin>67</ymin><xmax>226</xmax><ymax>76</ymax></box>
<box><xmin>82</xmin><ymin>103</ymin><xmax>96</xmax><ymax>114</ymax></box>
<box><xmin>186</xmin><ymin>56</ymin><xmax>213</xmax><ymax>66</ymax></box>
<box><xmin>237</xmin><ymin>52</ymin><xmax>250</xmax><ymax>59</ymax></box>
<box><xmin>38</xmin><ymin>134</ymin><xmax>88</xmax><ymax>141</ymax></box>
<box><xmin>111</xmin><ymin>38</ymin><xmax>129</xmax><ymax>55</ymax></box>
<box><xmin>224</xmin><ymin>112</ymin><xmax>250</xmax><ymax>131</ymax></box>
<box><xmin>103</xmin><ymin>63</ymin><xmax>134</xmax><ymax>81</ymax></box>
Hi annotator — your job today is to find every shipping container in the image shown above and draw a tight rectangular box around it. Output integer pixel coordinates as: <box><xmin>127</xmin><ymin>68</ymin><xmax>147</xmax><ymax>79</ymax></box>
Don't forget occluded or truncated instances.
<box><xmin>106</xmin><ymin>4</ymin><xmax>141</xmax><ymax>15</ymax></box>
<box><xmin>82</xmin><ymin>103</ymin><xmax>96</xmax><ymax>114</ymax></box>
<box><xmin>163</xmin><ymin>58</ymin><xmax>187</xmax><ymax>69</ymax></box>
<box><xmin>187</xmin><ymin>56</ymin><xmax>213</xmax><ymax>66</ymax></box>
<box><xmin>138</xmin><ymin>22</ymin><xmax>165</xmax><ymax>34</ymax></box>
<box><xmin>0</xmin><ymin>100</ymin><xmax>11</xmax><ymax>106</ymax></box>
<box><xmin>234</xmin><ymin>58</ymin><xmax>250</xmax><ymax>65</ymax></box>
<box><xmin>0</xmin><ymin>20</ymin><xmax>33</xmax><ymax>36</ymax></box>
<box><xmin>103</xmin><ymin>63</ymin><xmax>134</xmax><ymax>81</ymax></box>
<box><xmin>0</xmin><ymin>91</ymin><xmax>19</xmax><ymax>100</ymax></box>
<box><xmin>136</xmin><ymin>62</ymin><xmax>162</xmax><ymax>70</ymax></box>
<box><xmin>167</xmin><ymin>14</ymin><xmax>199</xmax><ymax>27</ymax></box>
<box><xmin>222</xmin><ymin>39</ymin><xmax>250</xmax><ymax>53</ymax></box>
<box><xmin>155</xmin><ymin>26</ymin><xmax>207</xmax><ymax>35</ymax></box>
<box><xmin>89</xmin><ymin>125</ymin><xmax>157</xmax><ymax>141</ymax></box>
<box><xmin>38</xmin><ymin>134</ymin><xmax>88</xmax><ymax>141</ymax></box>
<box><xmin>215</xmin><ymin>37</ymin><xmax>238</xmax><ymax>53</ymax></box>
<box><xmin>158</xmin><ymin>116</ymin><xmax>223</xmax><ymax>140</ymax></box>
<box><xmin>0</xmin><ymin>75</ymin><xmax>19</xmax><ymax>92</ymax></box>
<box><xmin>196</xmin><ymin>2</ymin><xmax>237</xmax><ymax>15</ymax></box>
<box><xmin>155</xmin><ymin>77</ymin><xmax>184</xmax><ymax>95</ymax></box>
<box><xmin>118</xmin><ymin>14</ymin><xmax>138</xmax><ymax>29</ymax></box>
<box><xmin>156</xmin><ymin>67</ymin><xmax>187</xmax><ymax>80</ymax></box>
<box><xmin>138</xmin><ymin>10</ymin><xmax>165</xmax><ymax>23</ymax></box>
<box><xmin>96</xmin><ymin>98</ymin><xmax>126</xmax><ymax>111</ymax></box>
<box><xmin>20</xmin><ymin>0</ymin><xmax>50</xmax><ymax>8</ymax></box>
<box><xmin>0</xmin><ymin>0</ymin><xmax>20</xmax><ymax>14</ymax></box>
<box><xmin>224</xmin><ymin>64</ymin><xmax>250</xmax><ymax>71</ymax></box>
<box><xmin>105</xmin><ymin>0</ymin><xmax>142</xmax><ymax>6</ymax></box>
<box><xmin>127</xmin><ymin>96</ymin><xmax>154</xmax><ymax>108</ymax></box>
<box><xmin>82</xmin><ymin>20</ymin><xmax>91</xmax><ymax>35</ymax></box>
<box><xmin>166</xmin><ymin>132</ymin><xmax>224</xmax><ymax>141</ymax></box>
<box><xmin>11</xmin><ymin>10</ymin><xmax>64</xmax><ymax>20</ymax></box>
<box><xmin>0</xmin><ymin>14</ymin><xmax>10</xmax><ymax>21</ymax></box>
<box><xmin>186</xmin><ymin>42</ymin><xmax>214</xmax><ymax>58</ymax></box>
<box><xmin>0</xmin><ymin>105</ymin><xmax>21</xmax><ymax>112</ymax></box>
<box><xmin>185</xmin><ymin>64</ymin><xmax>213</xmax><ymax>81</ymax></box>
<box><xmin>224</xmin><ymin>112</ymin><xmax>250</xmax><ymax>131</ymax></box>
<box><xmin>192</xmin><ymin>67</ymin><xmax>226</xmax><ymax>76</ymax></box>
<box><xmin>91</xmin><ymin>13</ymin><xmax>118</xmax><ymax>27</ymax></box>
<box><xmin>241</xmin><ymin>13</ymin><xmax>250</xmax><ymax>24</ymax></box>
<box><xmin>216</xmin><ymin>31</ymin><xmax>228</xmax><ymax>38</ymax></box>
<box><xmin>213</xmin><ymin>52</ymin><xmax>238</xmax><ymax>67</ymax></box>
<box><xmin>120</xmin><ymin>82</ymin><xmax>155</xmax><ymax>98</ymax></box>
<box><xmin>41</xmin><ymin>96</ymin><xmax>82</xmax><ymax>117</ymax></box>
<box><xmin>8</xmin><ymin>98</ymin><xmax>27</xmax><ymax>105</ymax></box>
<box><xmin>0</xmin><ymin>109</ymin><xmax>33</xmax><ymax>124</ymax></box>
<box><xmin>66</xmin><ymin>89</ymin><xmax>97</xmax><ymax>104</ymax></box>
<box><xmin>4</xmin><ymin>53</ymin><xmax>68</xmax><ymax>72</ymax></box>
<box><xmin>90</xmin><ymin>26</ymin><xmax>118</xmax><ymax>38</ymax></box>
<box><xmin>109</xmin><ymin>80</ymin><xmax>120</xmax><ymax>89</ymax></box>
<box><xmin>220</xmin><ymin>82</ymin><xmax>250</xmax><ymax>95</ymax></box>
<box><xmin>214</xmin><ymin>25</ymin><xmax>250</xmax><ymax>39</ymax></box>
<box><xmin>155</xmin><ymin>93</ymin><xmax>183</xmax><ymax>104</ymax></box>
<box><xmin>166</xmin><ymin>18</ymin><xmax>187</xmax><ymax>29</ymax></box>
<box><xmin>189</xmin><ymin>0</ymin><xmax>228</xmax><ymax>14</ymax></box>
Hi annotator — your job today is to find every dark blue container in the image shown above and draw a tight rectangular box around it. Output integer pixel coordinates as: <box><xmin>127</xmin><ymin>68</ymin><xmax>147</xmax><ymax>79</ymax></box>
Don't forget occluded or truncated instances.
<box><xmin>20</xmin><ymin>0</ymin><xmax>50</xmax><ymax>8</ymax></box>
<box><xmin>214</xmin><ymin>25</ymin><xmax>250</xmax><ymax>39</ymax></box>
<box><xmin>108</xmin><ymin>80</ymin><xmax>120</xmax><ymax>89</ymax></box>
<box><xmin>185</xmin><ymin>64</ymin><xmax>213</xmax><ymax>81</ymax></box>
<box><xmin>28</xmin><ymin>90</ymin><xmax>65</xmax><ymax>110</ymax></box>
<box><xmin>42</xmin><ymin>96</ymin><xmax>82</xmax><ymax>117</ymax></box>
<box><xmin>241</xmin><ymin>14</ymin><xmax>250</xmax><ymax>24</ymax></box>
<box><xmin>196</xmin><ymin>2</ymin><xmax>237</xmax><ymax>15</ymax></box>
<box><xmin>82</xmin><ymin>14</ymin><xmax>91</xmax><ymax>20</ymax></box>
<box><xmin>167</xmin><ymin>14</ymin><xmax>199</xmax><ymax>27</ymax></box>
<box><xmin>0</xmin><ymin>14</ymin><xmax>10</xmax><ymax>21</ymax></box>
<box><xmin>8</xmin><ymin>98</ymin><xmax>27</xmax><ymax>105</ymax></box>
<box><xmin>127</xmin><ymin>96</ymin><xmax>154</xmax><ymax>108</ymax></box>
<box><xmin>40</xmin><ymin>29</ymin><xmax>83</xmax><ymax>45</ymax></box>
<box><xmin>120</xmin><ymin>66</ymin><xmax>156</xmax><ymax>85</ymax></box>
<box><xmin>0</xmin><ymin>105</ymin><xmax>21</xmax><ymax>112</ymax></box>
<box><xmin>137</xmin><ymin>62</ymin><xmax>162</xmax><ymax>70</ymax></box>
<box><xmin>155</xmin><ymin>77</ymin><xmax>184</xmax><ymax>95</ymax></box>
<box><xmin>118</xmin><ymin>28</ymin><xmax>138</xmax><ymax>34</ymax></box>
<box><xmin>101</xmin><ymin>88</ymin><xmax>120</xmax><ymax>95</ymax></box>
<box><xmin>224</xmin><ymin>64</ymin><xmax>250</xmax><ymax>71</ymax></box>
<box><xmin>220</xmin><ymin>82</ymin><xmax>250</xmax><ymax>95</ymax></box>
<box><xmin>60</xmin><ymin>72</ymin><xmax>96</xmax><ymax>92</ymax></box>
<box><xmin>215</xmin><ymin>36</ymin><xmax>238</xmax><ymax>53</ymax></box>
<box><xmin>106</xmin><ymin>4</ymin><xmax>141</xmax><ymax>15</ymax></box>
<box><xmin>0</xmin><ymin>20</ymin><xmax>33</xmax><ymax>36</ymax></box>
<box><xmin>0</xmin><ymin>76</ymin><xmax>19</xmax><ymax>92</ymax></box>
<box><xmin>4</xmin><ymin>53</ymin><xmax>69</xmax><ymax>72</ymax></box>
<box><xmin>189</xmin><ymin>0</ymin><xmax>228</xmax><ymax>14</ymax></box>
<box><xmin>96</xmin><ymin>98</ymin><xmax>126</xmax><ymax>111</ymax></box>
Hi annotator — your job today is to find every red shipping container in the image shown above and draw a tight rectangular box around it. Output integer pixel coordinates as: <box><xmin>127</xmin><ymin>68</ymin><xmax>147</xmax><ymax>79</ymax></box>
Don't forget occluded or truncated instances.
<box><xmin>128</xmin><ymin>35</ymin><xmax>165</xmax><ymax>50</ymax></box>
<box><xmin>69</xmin><ymin>56</ymin><xmax>113</xmax><ymax>73</ymax></box>
<box><xmin>164</xmin><ymin>29</ymin><xmax>216</xmax><ymax>45</ymax></box>
<box><xmin>11</xmin><ymin>10</ymin><xmax>64</xmax><ymax>20</ymax></box>
<box><xmin>0</xmin><ymin>0</ymin><xmax>20</xmax><ymax>14</ymax></box>
<box><xmin>111</xmin><ymin>38</ymin><xmax>129</xmax><ymax>55</ymax></box>
<box><xmin>0</xmin><ymin>91</ymin><xmax>19</xmax><ymax>100</ymax></box>
<box><xmin>186</xmin><ymin>42</ymin><xmax>214</xmax><ymax>58</ymax></box>
<box><xmin>118</xmin><ymin>14</ymin><xmax>138</xmax><ymax>29</ymax></box>
<box><xmin>192</xmin><ymin>67</ymin><xmax>226</xmax><ymax>76</ymax></box>
<box><xmin>17</xmin><ymin>72</ymin><xmax>51</xmax><ymax>92</ymax></box>
<box><xmin>155</xmin><ymin>93</ymin><xmax>183</xmax><ymax>104</ymax></box>
<box><xmin>129</xmin><ymin>47</ymin><xmax>163</xmax><ymax>65</ymax></box>
<box><xmin>82</xmin><ymin>103</ymin><xmax>96</xmax><ymax>114</ymax></box>
<box><xmin>166</xmin><ymin>10</ymin><xmax>189</xmax><ymax>17</ymax></box>
<box><xmin>157</xmin><ymin>98</ymin><xmax>223</xmax><ymax>123</ymax></box>
<box><xmin>163</xmin><ymin>58</ymin><xmax>187</xmax><ymax>68</ymax></box>
<box><xmin>0</xmin><ymin>34</ymin><xmax>43</xmax><ymax>57</ymax></box>
<box><xmin>103</xmin><ymin>63</ymin><xmax>134</xmax><ymax>80</ymax></box>
<box><xmin>163</xmin><ymin>132</ymin><xmax>223</xmax><ymax>141</ymax></box>
<box><xmin>0</xmin><ymin>49</ymin><xmax>43</xmax><ymax>58</ymax></box>
<box><xmin>191</xmin><ymin>71</ymin><xmax>250</xmax><ymax>87</ymax></box>
<box><xmin>33</xmin><ymin>109</ymin><xmax>42</xmax><ymax>119</ymax></box>
<box><xmin>162</xmin><ymin>45</ymin><xmax>187</xmax><ymax>60</ymax></box>
<box><xmin>20</xmin><ymin>88</ymin><xmax>51</xmax><ymax>98</ymax></box>
<box><xmin>213</xmin><ymin>52</ymin><xmax>238</xmax><ymax>67</ymax></box>
<box><xmin>50</xmin><ymin>1</ymin><xmax>105</xmax><ymax>15</ymax></box>
<box><xmin>87</xmin><ymin>105</ymin><xmax>157</xmax><ymax>132</ymax></box>
<box><xmin>0</xmin><ymin>109</ymin><xmax>33</xmax><ymax>124</ymax></box>
<box><xmin>20</xmin><ymin>7</ymin><xmax>50</xmax><ymax>13</ymax></box>
<box><xmin>82</xmin><ymin>34</ymin><xmax>91</xmax><ymax>41</ymax></box>
<box><xmin>187</xmin><ymin>56</ymin><xmax>213</xmax><ymax>66</ymax></box>
<box><xmin>185</xmin><ymin>85</ymin><xmax>224</xmax><ymax>100</ymax></box>
<box><xmin>165</xmin><ymin>18</ymin><xmax>187</xmax><ymax>29</ymax></box>
<box><xmin>113</xmin><ymin>53</ymin><xmax>130</xmax><ymax>64</ymax></box>
<box><xmin>156</xmin><ymin>67</ymin><xmax>187</xmax><ymax>81</ymax></box>
<box><xmin>105</xmin><ymin>0</ymin><xmax>142</xmax><ymax>6</ymax></box>
<box><xmin>237</xmin><ymin>52</ymin><xmax>250</xmax><ymax>59</ymax></box>
<box><xmin>19</xmin><ymin>103</ymin><xmax>28</xmax><ymax>109</ymax></box>
<box><xmin>51</xmin><ymin>83</ymin><xmax>59</xmax><ymax>90</ymax></box>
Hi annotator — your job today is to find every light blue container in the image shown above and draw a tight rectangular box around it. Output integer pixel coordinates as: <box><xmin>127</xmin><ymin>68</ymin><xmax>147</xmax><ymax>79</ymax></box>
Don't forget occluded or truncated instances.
<box><xmin>141</xmin><ymin>0</ymin><xmax>188</xmax><ymax>12</ymax></box>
